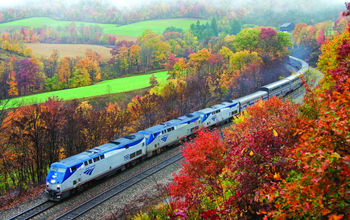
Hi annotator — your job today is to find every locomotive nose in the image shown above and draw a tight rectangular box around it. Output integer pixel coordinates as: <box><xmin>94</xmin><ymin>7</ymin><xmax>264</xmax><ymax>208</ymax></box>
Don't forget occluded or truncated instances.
<box><xmin>46</xmin><ymin>166</ymin><xmax>66</xmax><ymax>191</ymax></box>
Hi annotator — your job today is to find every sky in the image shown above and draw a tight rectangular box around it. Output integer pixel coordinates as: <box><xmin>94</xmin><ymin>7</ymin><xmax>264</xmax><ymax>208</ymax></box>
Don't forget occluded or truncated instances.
<box><xmin>0</xmin><ymin>0</ymin><xmax>347</xmax><ymax>9</ymax></box>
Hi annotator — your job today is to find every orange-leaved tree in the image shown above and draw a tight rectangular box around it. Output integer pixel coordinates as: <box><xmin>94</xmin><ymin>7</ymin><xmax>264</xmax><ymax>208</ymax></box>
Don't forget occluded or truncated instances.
<box><xmin>272</xmin><ymin>4</ymin><xmax>350</xmax><ymax>218</ymax></box>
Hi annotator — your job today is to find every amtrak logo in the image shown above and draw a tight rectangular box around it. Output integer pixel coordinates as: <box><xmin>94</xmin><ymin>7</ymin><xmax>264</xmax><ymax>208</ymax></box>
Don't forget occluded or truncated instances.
<box><xmin>124</xmin><ymin>154</ymin><xmax>130</xmax><ymax>161</ymax></box>
<box><xmin>161</xmin><ymin>135</ymin><xmax>168</xmax><ymax>143</ymax></box>
<box><xmin>84</xmin><ymin>165</ymin><xmax>95</xmax><ymax>175</ymax></box>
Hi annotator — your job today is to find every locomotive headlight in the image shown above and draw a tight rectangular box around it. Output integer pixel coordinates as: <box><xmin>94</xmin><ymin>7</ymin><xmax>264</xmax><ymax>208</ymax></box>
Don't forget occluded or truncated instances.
<box><xmin>56</xmin><ymin>184</ymin><xmax>61</xmax><ymax>190</ymax></box>
<box><xmin>46</xmin><ymin>182</ymin><xmax>49</xmax><ymax>187</ymax></box>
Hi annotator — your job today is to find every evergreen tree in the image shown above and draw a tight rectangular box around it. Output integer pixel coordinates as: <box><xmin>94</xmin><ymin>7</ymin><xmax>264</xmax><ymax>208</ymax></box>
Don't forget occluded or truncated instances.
<box><xmin>231</xmin><ymin>19</ymin><xmax>242</xmax><ymax>35</ymax></box>
<box><xmin>211</xmin><ymin>17</ymin><xmax>218</xmax><ymax>36</ymax></box>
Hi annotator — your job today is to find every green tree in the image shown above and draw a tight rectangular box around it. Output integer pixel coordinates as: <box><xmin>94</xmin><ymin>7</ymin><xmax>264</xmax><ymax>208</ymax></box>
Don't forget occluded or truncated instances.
<box><xmin>149</xmin><ymin>74</ymin><xmax>158</xmax><ymax>87</ymax></box>
<box><xmin>68</xmin><ymin>69</ymin><xmax>91</xmax><ymax>88</ymax></box>
<box><xmin>211</xmin><ymin>17</ymin><xmax>218</xmax><ymax>37</ymax></box>
<box><xmin>230</xmin><ymin>19</ymin><xmax>242</xmax><ymax>35</ymax></box>
<box><xmin>233</xmin><ymin>28</ymin><xmax>261</xmax><ymax>52</ymax></box>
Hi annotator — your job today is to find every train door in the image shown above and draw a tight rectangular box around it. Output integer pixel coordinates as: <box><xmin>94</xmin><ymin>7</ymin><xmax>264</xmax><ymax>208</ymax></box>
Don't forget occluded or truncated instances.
<box><xmin>70</xmin><ymin>165</ymin><xmax>82</xmax><ymax>188</ymax></box>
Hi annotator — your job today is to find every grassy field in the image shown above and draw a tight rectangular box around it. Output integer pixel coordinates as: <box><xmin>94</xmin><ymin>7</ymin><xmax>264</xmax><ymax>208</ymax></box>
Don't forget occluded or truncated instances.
<box><xmin>25</xmin><ymin>43</ymin><xmax>112</xmax><ymax>59</ymax></box>
<box><xmin>2</xmin><ymin>71</ymin><xmax>169</xmax><ymax>109</ymax></box>
<box><xmin>103</xmin><ymin>19</ymin><xmax>205</xmax><ymax>36</ymax></box>
<box><xmin>0</xmin><ymin>17</ymin><xmax>205</xmax><ymax>36</ymax></box>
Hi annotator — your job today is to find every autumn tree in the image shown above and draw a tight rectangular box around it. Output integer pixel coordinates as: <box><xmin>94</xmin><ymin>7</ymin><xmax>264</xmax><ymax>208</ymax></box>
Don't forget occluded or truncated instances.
<box><xmin>44</xmin><ymin>50</ymin><xmax>59</xmax><ymax>78</ymax></box>
<box><xmin>168</xmin><ymin>129</ymin><xmax>227</xmax><ymax>218</ymax></box>
<box><xmin>57</xmin><ymin>57</ymin><xmax>72</xmax><ymax>87</ymax></box>
<box><xmin>272</xmin><ymin>8</ymin><xmax>350</xmax><ymax>218</ymax></box>
<box><xmin>149</xmin><ymin>74</ymin><xmax>158</xmax><ymax>87</ymax></box>
<box><xmin>127</xmin><ymin>93</ymin><xmax>164</xmax><ymax>132</ymax></box>
<box><xmin>74</xmin><ymin>50</ymin><xmax>101</xmax><ymax>83</ymax></box>
<box><xmin>16</xmin><ymin>59</ymin><xmax>40</xmax><ymax>95</ymax></box>
<box><xmin>139</xmin><ymin>30</ymin><xmax>171</xmax><ymax>71</ymax></box>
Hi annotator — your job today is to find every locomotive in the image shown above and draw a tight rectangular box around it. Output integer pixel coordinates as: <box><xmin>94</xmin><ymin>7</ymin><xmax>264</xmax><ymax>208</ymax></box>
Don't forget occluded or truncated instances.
<box><xmin>46</xmin><ymin>56</ymin><xmax>308</xmax><ymax>201</ymax></box>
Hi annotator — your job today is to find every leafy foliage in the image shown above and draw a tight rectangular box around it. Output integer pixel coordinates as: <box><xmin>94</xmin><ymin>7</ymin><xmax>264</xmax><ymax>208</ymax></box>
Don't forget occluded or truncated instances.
<box><xmin>137</xmin><ymin>6</ymin><xmax>350</xmax><ymax>219</ymax></box>
<box><xmin>144</xmin><ymin>98</ymin><xmax>300</xmax><ymax>219</ymax></box>
<box><xmin>272</xmin><ymin>16</ymin><xmax>350</xmax><ymax>219</ymax></box>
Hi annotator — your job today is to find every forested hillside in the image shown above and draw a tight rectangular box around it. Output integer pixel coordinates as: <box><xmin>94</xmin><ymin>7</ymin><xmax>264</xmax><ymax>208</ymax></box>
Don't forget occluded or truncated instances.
<box><xmin>0</xmin><ymin>0</ymin><xmax>348</xmax><ymax>217</ymax></box>
<box><xmin>0</xmin><ymin>26</ymin><xmax>292</xmax><ymax>207</ymax></box>
<box><xmin>135</xmin><ymin>4</ymin><xmax>350</xmax><ymax>219</ymax></box>
<box><xmin>0</xmin><ymin>0</ymin><xmax>343</xmax><ymax>26</ymax></box>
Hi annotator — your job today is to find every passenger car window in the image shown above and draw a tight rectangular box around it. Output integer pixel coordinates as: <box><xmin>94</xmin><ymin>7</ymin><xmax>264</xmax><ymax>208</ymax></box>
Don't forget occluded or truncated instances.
<box><xmin>89</xmin><ymin>159</ymin><xmax>92</xmax><ymax>164</ymax></box>
<box><xmin>84</xmin><ymin>161</ymin><xmax>88</xmax><ymax>166</ymax></box>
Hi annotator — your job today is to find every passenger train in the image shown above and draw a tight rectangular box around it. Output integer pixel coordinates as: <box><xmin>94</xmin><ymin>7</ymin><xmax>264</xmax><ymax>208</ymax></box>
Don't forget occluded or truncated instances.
<box><xmin>46</xmin><ymin>56</ymin><xmax>309</xmax><ymax>201</ymax></box>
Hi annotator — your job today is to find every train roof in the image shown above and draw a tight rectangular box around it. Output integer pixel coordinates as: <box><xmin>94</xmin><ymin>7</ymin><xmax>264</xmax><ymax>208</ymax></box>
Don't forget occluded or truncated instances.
<box><xmin>211</xmin><ymin>103</ymin><xmax>226</xmax><ymax>109</ymax></box>
<box><xmin>285</xmin><ymin>72</ymin><xmax>303</xmax><ymax>81</ymax></box>
<box><xmin>139</xmin><ymin>124</ymin><xmax>167</xmax><ymax>134</ymax></box>
<box><xmin>177</xmin><ymin>112</ymin><xmax>201</xmax><ymax>122</ymax></box>
<box><xmin>260</xmin><ymin>78</ymin><xmax>290</xmax><ymax>90</ymax></box>
<box><xmin>236</xmin><ymin>91</ymin><xmax>267</xmax><ymax>104</ymax></box>
<box><xmin>196</xmin><ymin>107</ymin><xmax>217</xmax><ymax>115</ymax></box>
<box><xmin>220</xmin><ymin>100</ymin><xmax>239</xmax><ymax>106</ymax></box>
<box><xmin>140</xmin><ymin>112</ymin><xmax>201</xmax><ymax>134</ymax></box>
<box><xmin>52</xmin><ymin>133</ymin><xmax>144</xmax><ymax>168</ymax></box>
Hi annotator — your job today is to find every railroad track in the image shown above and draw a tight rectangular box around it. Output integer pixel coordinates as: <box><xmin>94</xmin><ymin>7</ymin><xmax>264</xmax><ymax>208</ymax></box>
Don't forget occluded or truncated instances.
<box><xmin>7</xmin><ymin>148</ymin><xmax>182</xmax><ymax>220</ymax></box>
<box><xmin>53</xmin><ymin>153</ymin><xmax>183</xmax><ymax>220</ymax></box>
<box><xmin>8</xmin><ymin>200</ymin><xmax>57</xmax><ymax>220</ymax></box>
<box><xmin>7</xmin><ymin>57</ymin><xmax>311</xmax><ymax>220</ymax></box>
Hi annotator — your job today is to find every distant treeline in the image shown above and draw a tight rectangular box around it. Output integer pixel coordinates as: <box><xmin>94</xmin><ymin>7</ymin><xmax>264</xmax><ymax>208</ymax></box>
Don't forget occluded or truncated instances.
<box><xmin>0</xmin><ymin>0</ymin><xmax>344</xmax><ymax>26</ymax></box>
<box><xmin>0</xmin><ymin>26</ymin><xmax>292</xmax><ymax>198</ymax></box>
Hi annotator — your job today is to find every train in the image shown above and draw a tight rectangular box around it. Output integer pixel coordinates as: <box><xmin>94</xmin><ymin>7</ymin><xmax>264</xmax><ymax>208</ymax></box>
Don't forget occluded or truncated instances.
<box><xmin>45</xmin><ymin>56</ymin><xmax>308</xmax><ymax>201</ymax></box>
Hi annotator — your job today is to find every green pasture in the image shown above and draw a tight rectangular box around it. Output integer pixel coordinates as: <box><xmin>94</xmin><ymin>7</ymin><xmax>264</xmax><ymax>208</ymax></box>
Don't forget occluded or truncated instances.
<box><xmin>0</xmin><ymin>17</ymin><xmax>205</xmax><ymax>36</ymax></box>
<box><xmin>103</xmin><ymin>19</ymin><xmax>205</xmax><ymax>36</ymax></box>
<box><xmin>2</xmin><ymin>71</ymin><xmax>169</xmax><ymax>109</ymax></box>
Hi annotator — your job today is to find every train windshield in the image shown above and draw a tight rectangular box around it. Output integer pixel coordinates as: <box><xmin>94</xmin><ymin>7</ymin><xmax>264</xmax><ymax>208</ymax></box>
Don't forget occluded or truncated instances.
<box><xmin>50</xmin><ymin>167</ymin><xmax>66</xmax><ymax>173</ymax></box>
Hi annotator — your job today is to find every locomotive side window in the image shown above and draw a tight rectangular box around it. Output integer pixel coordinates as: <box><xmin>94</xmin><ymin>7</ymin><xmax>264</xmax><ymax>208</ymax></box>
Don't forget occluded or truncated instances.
<box><xmin>84</xmin><ymin>161</ymin><xmax>88</xmax><ymax>166</ymax></box>
<box><xmin>70</xmin><ymin>166</ymin><xmax>76</xmax><ymax>172</ymax></box>
<box><xmin>89</xmin><ymin>159</ymin><xmax>92</xmax><ymax>164</ymax></box>
<box><xmin>93</xmin><ymin>157</ymin><xmax>100</xmax><ymax>162</ymax></box>
<box><xmin>130</xmin><ymin>152</ymin><xmax>136</xmax><ymax>159</ymax></box>
<box><xmin>100</xmin><ymin>154</ymin><xmax>105</xmax><ymax>160</ymax></box>
<box><xmin>136</xmin><ymin>150</ymin><xmax>142</xmax><ymax>156</ymax></box>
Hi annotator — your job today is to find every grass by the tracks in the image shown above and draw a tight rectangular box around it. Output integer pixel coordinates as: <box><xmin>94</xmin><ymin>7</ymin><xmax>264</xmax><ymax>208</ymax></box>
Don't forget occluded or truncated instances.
<box><xmin>2</xmin><ymin>71</ymin><xmax>169</xmax><ymax>109</ymax></box>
